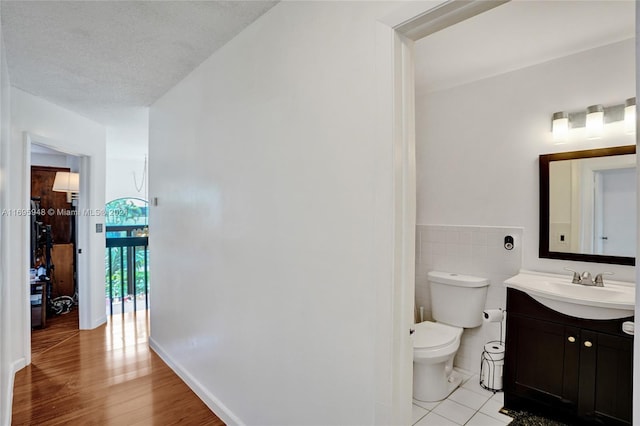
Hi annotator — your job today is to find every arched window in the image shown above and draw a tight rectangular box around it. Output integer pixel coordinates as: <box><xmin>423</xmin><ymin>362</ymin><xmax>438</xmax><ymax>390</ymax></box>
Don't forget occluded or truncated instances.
<box><xmin>105</xmin><ymin>197</ymin><xmax>148</xmax><ymax>237</ymax></box>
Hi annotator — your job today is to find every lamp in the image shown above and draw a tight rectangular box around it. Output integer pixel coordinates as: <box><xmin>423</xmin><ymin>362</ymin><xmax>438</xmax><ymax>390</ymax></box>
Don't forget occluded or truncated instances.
<box><xmin>585</xmin><ymin>104</ymin><xmax>604</xmax><ymax>140</ymax></box>
<box><xmin>52</xmin><ymin>171</ymin><xmax>80</xmax><ymax>203</ymax></box>
<box><xmin>624</xmin><ymin>97</ymin><xmax>636</xmax><ymax>135</ymax></box>
<box><xmin>552</xmin><ymin>111</ymin><xmax>569</xmax><ymax>143</ymax></box>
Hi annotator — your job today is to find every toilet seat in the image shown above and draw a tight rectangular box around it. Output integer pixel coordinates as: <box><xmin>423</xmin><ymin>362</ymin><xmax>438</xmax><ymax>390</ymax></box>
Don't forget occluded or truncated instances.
<box><xmin>413</xmin><ymin>321</ymin><xmax>461</xmax><ymax>350</ymax></box>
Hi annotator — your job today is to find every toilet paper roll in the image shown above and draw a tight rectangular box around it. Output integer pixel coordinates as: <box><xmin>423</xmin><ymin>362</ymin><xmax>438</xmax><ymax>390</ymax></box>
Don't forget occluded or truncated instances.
<box><xmin>484</xmin><ymin>342</ymin><xmax>505</xmax><ymax>358</ymax></box>
<box><xmin>483</xmin><ymin>308</ymin><xmax>504</xmax><ymax>323</ymax></box>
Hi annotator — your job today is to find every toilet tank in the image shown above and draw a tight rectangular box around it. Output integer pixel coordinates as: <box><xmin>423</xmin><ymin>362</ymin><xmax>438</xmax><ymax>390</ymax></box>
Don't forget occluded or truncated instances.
<box><xmin>428</xmin><ymin>271</ymin><xmax>489</xmax><ymax>328</ymax></box>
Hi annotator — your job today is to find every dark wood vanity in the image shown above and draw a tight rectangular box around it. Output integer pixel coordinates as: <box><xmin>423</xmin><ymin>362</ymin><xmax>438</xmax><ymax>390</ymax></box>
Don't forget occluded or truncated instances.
<box><xmin>504</xmin><ymin>288</ymin><xmax>633</xmax><ymax>425</ymax></box>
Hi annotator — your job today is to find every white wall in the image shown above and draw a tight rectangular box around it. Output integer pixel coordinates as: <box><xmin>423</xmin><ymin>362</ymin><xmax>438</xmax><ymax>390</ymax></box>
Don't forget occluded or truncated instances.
<box><xmin>106</xmin><ymin>157</ymin><xmax>147</xmax><ymax>202</ymax></box>
<box><xmin>0</xmin><ymin>7</ymin><xmax>12</xmax><ymax>422</ymax></box>
<box><xmin>105</xmin><ymin>108</ymin><xmax>148</xmax><ymax>202</ymax></box>
<box><xmin>1</xmin><ymin>88</ymin><xmax>106</xmax><ymax>423</ymax></box>
<box><xmin>416</xmin><ymin>39</ymin><xmax>636</xmax><ymax>282</ymax></box>
<box><xmin>149</xmin><ymin>1</ymin><xmax>407</xmax><ymax>424</ymax></box>
<box><xmin>634</xmin><ymin>5</ymin><xmax>640</xmax><ymax>422</ymax></box>
<box><xmin>11</xmin><ymin>88</ymin><xmax>107</xmax><ymax>332</ymax></box>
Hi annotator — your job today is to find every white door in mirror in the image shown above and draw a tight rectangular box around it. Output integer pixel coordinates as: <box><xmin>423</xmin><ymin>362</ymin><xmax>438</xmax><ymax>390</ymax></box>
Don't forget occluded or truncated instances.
<box><xmin>622</xmin><ymin>321</ymin><xmax>634</xmax><ymax>335</ymax></box>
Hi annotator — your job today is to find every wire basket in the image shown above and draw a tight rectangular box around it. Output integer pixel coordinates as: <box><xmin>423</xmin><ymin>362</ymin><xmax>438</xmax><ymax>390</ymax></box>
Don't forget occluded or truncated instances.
<box><xmin>480</xmin><ymin>340</ymin><xmax>505</xmax><ymax>392</ymax></box>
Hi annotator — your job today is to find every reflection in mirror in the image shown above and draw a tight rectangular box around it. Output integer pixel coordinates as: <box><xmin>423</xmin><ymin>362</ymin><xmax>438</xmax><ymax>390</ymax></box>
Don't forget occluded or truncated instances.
<box><xmin>549</xmin><ymin>155</ymin><xmax>636</xmax><ymax>256</ymax></box>
<box><xmin>540</xmin><ymin>145</ymin><xmax>636</xmax><ymax>266</ymax></box>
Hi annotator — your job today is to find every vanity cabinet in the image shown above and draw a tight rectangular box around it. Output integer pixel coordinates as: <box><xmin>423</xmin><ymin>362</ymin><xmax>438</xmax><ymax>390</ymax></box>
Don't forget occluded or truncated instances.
<box><xmin>505</xmin><ymin>288</ymin><xmax>633</xmax><ymax>425</ymax></box>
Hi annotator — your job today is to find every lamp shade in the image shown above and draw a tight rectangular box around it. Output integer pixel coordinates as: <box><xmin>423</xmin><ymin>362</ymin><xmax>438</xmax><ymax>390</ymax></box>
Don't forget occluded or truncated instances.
<box><xmin>586</xmin><ymin>104</ymin><xmax>604</xmax><ymax>139</ymax></box>
<box><xmin>552</xmin><ymin>111</ymin><xmax>569</xmax><ymax>143</ymax></box>
<box><xmin>52</xmin><ymin>172</ymin><xmax>80</xmax><ymax>193</ymax></box>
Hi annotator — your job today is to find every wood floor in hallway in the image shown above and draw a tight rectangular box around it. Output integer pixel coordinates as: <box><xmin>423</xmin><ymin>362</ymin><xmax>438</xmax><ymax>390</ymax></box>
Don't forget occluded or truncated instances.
<box><xmin>12</xmin><ymin>311</ymin><xmax>225</xmax><ymax>425</ymax></box>
<box><xmin>30</xmin><ymin>308</ymin><xmax>79</xmax><ymax>358</ymax></box>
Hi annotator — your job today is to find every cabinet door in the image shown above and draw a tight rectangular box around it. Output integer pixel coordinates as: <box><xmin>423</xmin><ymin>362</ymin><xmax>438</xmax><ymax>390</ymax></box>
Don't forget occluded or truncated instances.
<box><xmin>578</xmin><ymin>331</ymin><xmax>632</xmax><ymax>424</ymax></box>
<box><xmin>51</xmin><ymin>243</ymin><xmax>74</xmax><ymax>297</ymax></box>
<box><xmin>509</xmin><ymin>315</ymin><xmax>579</xmax><ymax>408</ymax></box>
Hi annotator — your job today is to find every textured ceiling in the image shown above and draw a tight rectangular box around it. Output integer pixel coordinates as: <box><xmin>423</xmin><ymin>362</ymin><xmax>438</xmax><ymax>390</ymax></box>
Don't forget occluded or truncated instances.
<box><xmin>1</xmin><ymin>1</ymin><xmax>278</xmax><ymax>124</ymax></box>
<box><xmin>4</xmin><ymin>1</ymin><xmax>633</xmax><ymax>125</ymax></box>
<box><xmin>415</xmin><ymin>0</ymin><xmax>635</xmax><ymax>95</ymax></box>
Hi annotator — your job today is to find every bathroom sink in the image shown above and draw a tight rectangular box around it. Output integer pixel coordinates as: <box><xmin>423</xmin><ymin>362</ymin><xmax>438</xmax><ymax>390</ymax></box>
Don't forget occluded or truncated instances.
<box><xmin>505</xmin><ymin>271</ymin><xmax>635</xmax><ymax>320</ymax></box>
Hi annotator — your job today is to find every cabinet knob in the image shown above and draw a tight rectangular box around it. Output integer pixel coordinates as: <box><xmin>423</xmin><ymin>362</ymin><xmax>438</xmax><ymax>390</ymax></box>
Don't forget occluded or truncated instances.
<box><xmin>584</xmin><ymin>341</ymin><xmax>593</xmax><ymax>348</ymax></box>
<box><xmin>567</xmin><ymin>336</ymin><xmax>576</xmax><ymax>343</ymax></box>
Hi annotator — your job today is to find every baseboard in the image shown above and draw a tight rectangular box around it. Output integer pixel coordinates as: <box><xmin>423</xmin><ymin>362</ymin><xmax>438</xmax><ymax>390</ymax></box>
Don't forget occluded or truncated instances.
<box><xmin>91</xmin><ymin>315</ymin><xmax>107</xmax><ymax>329</ymax></box>
<box><xmin>148</xmin><ymin>337</ymin><xmax>243</xmax><ymax>426</ymax></box>
<box><xmin>79</xmin><ymin>314</ymin><xmax>106</xmax><ymax>331</ymax></box>
<box><xmin>1</xmin><ymin>357</ymin><xmax>26</xmax><ymax>426</ymax></box>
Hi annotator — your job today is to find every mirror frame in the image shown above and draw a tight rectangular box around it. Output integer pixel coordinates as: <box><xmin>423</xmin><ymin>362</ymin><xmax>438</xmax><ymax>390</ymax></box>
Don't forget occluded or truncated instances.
<box><xmin>539</xmin><ymin>145</ymin><xmax>636</xmax><ymax>266</ymax></box>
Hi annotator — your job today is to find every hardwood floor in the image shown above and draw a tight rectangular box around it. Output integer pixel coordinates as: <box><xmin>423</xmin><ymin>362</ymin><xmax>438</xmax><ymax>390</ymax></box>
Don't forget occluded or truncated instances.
<box><xmin>31</xmin><ymin>308</ymin><xmax>79</xmax><ymax>358</ymax></box>
<box><xmin>13</xmin><ymin>311</ymin><xmax>224</xmax><ymax>425</ymax></box>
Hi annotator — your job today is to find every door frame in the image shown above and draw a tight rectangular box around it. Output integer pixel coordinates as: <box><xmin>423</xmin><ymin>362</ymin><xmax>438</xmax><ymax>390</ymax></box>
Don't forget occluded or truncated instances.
<box><xmin>23</xmin><ymin>132</ymin><xmax>93</xmax><ymax>364</ymax></box>
<box><xmin>383</xmin><ymin>1</ymin><xmax>640</xmax><ymax>424</ymax></box>
<box><xmin>593</xmin><ymin>167</ymin><xmax>636</xmax><ymax>256</ymax></box>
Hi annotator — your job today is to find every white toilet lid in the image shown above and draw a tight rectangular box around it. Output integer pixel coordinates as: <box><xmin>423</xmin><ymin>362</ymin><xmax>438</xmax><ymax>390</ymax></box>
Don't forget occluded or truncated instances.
<box><xmin>413</xmin><ymin>321</ymin><xmax>461</xmax><ymax>349</ymax></box>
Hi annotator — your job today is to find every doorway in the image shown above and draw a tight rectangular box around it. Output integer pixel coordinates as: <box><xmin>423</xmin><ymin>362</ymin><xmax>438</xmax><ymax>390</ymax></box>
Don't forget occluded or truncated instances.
<box><xmin>29</xmin><ymin>144</ymin><xmax>81</xmax><ymax>356</ymax></box>
<box><xmin>23</xmin><ymin>133</ymin><xmax>96</xmax><ymax>365</ymax></box>
<box><xmin>380</xmin><ymin>1</ymin><xmax>512</xmax><ymax>423</ymax></box>
<box><xmin>594</xmin><ymin>167</ymin><xmax>636</xmax><ymax>256</ymax></box>
<box><xmin>386</xmin><ymin>0</ymin><xmax>636</xmax><ymax>424</ymax></box>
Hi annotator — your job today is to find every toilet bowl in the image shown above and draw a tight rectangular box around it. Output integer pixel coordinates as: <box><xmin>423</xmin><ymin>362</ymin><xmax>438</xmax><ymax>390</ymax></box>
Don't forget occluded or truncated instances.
<box><xmin>413</xmin><ymin>321</ymin><xmax>463</xmax><ymax>402</ymax></box>
<box><xmin>413</xmin><ymin>271</ymin><xmax>489</xmax><ymax>402</ymax></box>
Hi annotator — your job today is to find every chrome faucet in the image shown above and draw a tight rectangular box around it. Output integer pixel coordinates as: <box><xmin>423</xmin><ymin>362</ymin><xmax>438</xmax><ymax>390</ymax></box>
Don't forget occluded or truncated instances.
<box><xmin>564</xmin><ymin>268</ymin><xmax>612</xmax><ymax>287</ymax></box>
<box><xmin>593</xmin><ymin>272</ymin><xmax>614</xmax><ymax>286</ymax></box>
<box><xmin>564</xmin><ymin>268</ymin><xmax>582</xmax><ymax>284</ymax></box>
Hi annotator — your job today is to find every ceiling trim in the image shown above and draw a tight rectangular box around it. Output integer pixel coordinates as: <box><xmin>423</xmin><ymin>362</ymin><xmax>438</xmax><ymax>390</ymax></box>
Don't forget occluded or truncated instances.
<box><xmin>396</xmin><ymin>0</ymin><xmax>510</xmax><ymax>41</ymax></box>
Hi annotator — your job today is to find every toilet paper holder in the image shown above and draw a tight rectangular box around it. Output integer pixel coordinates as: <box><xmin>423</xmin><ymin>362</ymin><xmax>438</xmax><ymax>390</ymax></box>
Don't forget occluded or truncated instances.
<box><xmin>483</xmin><ymin>308</ymin><xmax>505</xmax><ymax>322</ymax></box>
<box><xmin>480</xmin><ymin>308</ymin><xmax>506</xmax><ymax>392</ymax></box>
<box><xmin>483</xmin><ymin>308</ymin><xmax>505</xmax><ymax>342</ymax></box>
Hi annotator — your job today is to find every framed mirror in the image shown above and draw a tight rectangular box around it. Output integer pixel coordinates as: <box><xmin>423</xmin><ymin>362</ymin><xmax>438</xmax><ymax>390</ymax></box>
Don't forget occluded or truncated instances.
<box><xmin>540</xmin><ymin>145</ymin><xmax>636</xmax><ymax>266</ymax></box>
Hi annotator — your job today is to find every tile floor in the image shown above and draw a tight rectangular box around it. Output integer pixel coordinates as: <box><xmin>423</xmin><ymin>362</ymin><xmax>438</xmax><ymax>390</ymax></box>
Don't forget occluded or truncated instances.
<box><xmin>412</xmin><ymin>369</ymin><xmax>513</xmax><ymax>426</ymax></box>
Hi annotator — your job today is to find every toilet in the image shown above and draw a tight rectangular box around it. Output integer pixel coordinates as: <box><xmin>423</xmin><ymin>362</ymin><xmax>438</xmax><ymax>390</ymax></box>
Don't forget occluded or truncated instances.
<box><xmin>413</xmin><ymin>271</ymin><xmax>489</xmax><ymax>402</ymax></box>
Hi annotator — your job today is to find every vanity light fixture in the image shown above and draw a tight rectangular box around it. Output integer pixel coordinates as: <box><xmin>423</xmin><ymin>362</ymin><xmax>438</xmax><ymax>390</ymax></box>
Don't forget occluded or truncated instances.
<box><xmin>624</xmin><ymin>97</ymin><xmax>636</xmax><ymax>135</ymax></box>
<box><xmin>552</xmin><ymin>112</ymin><xmax>569</xmax><ymax>143</ymax></box>
<box><xmin>585</xmin><ymin>104</ymin><xmax>604</xmax><ymax>140</ymax></box>
<box><xmin>550</xmin><ymin>98</ymin><xmax>634</xmax><ymax>142</ymax></box>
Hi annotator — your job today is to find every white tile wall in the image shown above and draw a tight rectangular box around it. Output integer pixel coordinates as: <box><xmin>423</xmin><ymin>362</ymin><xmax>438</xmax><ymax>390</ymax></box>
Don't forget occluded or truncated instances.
<box><xmin>415</xmin><ymin>225</ymin><xmax>523</xmax><ymax>373</ymax></box>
